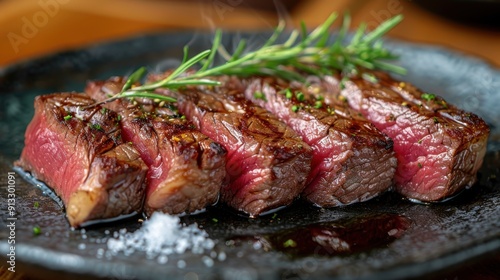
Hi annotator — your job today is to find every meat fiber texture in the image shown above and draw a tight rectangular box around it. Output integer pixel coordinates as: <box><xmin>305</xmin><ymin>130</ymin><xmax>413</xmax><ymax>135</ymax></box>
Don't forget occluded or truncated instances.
<box><xmin>323</xmin><ymin>72</ymin><xmax>489</xmax><ymax>202</ymax></box>
<box><xmin>15</xmin><ymin>93</ymin><xmax>148</xmax><ymax>227</ymax></box>
<box><xmin>244</xmin><ymin>76</ymin><xmax>397</xmax><ymax>207</ymax></box>
<box><xmin>86</xmin><ymin>78</ymin><xmax>227</xmax><ymax>216</ymax></box>
<box><xmin>149</xmin><ymin>74</ymin><xmax>313</xmax><ymax>217</ymax></box>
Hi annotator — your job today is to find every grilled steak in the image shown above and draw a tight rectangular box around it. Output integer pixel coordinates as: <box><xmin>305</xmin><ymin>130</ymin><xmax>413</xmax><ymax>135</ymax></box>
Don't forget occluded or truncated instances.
<box><xmin>15</xmin><ymin>93</ymin><xmax>148</xmax><ymax>227</ymax></box>
<box><xmin>149</xmin><ymin>74</ymin><xmax>313</xmax><ymax>217</ymax></box>
<box><xmin>325</xmin><ymin>71</ymin><xmax>489</xmax><ymax>202</ymax></box>
<box><xmin>86</xmin><ymin>78</ymin><xmax>227</xmax><ymax>216</ymax></box>
<box><xmin>245</xmin><ymin>76</ymin><xmax>397</xmax><ymax>207</ymax></box>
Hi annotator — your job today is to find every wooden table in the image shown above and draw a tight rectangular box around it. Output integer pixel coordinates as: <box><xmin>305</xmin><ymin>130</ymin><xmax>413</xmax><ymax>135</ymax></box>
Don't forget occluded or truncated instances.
<box><xmin>1</xmin><ymin>0</ymin><xmax>500</xmax><ymax>67</ymax></box>
<box><xmin>1</xmin><ymin>0</ymin><xmax>499</xmax><ymax>279</ymax></box>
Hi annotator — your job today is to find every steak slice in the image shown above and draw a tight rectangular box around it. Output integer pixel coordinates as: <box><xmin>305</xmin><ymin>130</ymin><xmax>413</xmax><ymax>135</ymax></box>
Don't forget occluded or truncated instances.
<box><xmin>327</xmin><ymin>71</ymin><xmax>489</xmax><ymax>202</ymax></box>
<box><xmin>149</xmin><ymin>74</ymin><xmax>313</xmax><ymax>217</ymax></box>
<box><xmin>86</xmin><ymin>78</ymin><xmax>226</xmax><ymax>216</ymax></box>
<box><xmin>15</xmin><ymin>93</ymin><xmax>148</xmax><ymax>227</ymax></box>
<box><xmin>244</xmin><ymin>76</ymin><xmax>396</xmax><ymax>207</ymax></box>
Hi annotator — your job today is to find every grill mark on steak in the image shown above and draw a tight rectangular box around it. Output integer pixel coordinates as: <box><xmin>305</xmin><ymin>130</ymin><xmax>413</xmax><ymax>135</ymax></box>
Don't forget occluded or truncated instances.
<box><xmin>15</xmin><ymin>93</ymin><xmax>148</xmax><ymax>227</ymax></box>
<box><xmin>85</xmin><ymin>78</ymin><xmax>227</xmax><ymax>216</ymax></box>
<box><xmin>148</xmin><ymin>74</ymin><xmax>313</xmax><ymax>217</ymax></box>
<box><xmin>244</xmin><ymin>76</ymin><xmax>397</xmax><ymax>207</ymax></box>
<box><xmin>324</xmin><ymin>71</ymin><xmax>489</xmax><ymax>202</ymax></box>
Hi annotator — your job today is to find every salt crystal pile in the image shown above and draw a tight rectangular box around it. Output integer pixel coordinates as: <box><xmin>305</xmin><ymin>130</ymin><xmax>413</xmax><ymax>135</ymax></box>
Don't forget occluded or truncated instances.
<box><xmin>106</xmin><ymin>213</ymin><xmax>215</xmax><ymax>263</ymax></box>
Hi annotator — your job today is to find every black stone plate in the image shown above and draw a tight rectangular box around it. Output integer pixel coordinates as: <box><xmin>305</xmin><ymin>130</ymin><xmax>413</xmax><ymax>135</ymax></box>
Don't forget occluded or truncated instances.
<box><xmin>0</xmin><ymin>32</ymin><xmax>499</xmax><ymax>280</ymax></box>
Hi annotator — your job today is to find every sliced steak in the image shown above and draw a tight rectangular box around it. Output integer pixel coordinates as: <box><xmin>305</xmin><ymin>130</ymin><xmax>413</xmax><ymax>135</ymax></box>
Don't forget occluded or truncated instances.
<box><xmin>149</xmin><ymin>74</ymin><xmax>313</xmax><ymax>217</ymax></box>
<box><xmin>326</xmin><ymin>71</ymin><xmax>489</xmax><ymax>202</ymax></box>
<box><xmin>15</xmin><ymin>93</ymin><xmax>148</xmax><ymax>227</ymax></box>
<box><xmin>86</xmin><ymin>78</ymin><xmax>227</xmax><ymax>216</ymax></box>
<box><xmin>244</xmin><ymin>76</ymin><xmax>396</xmax><ymax>207</ymax></box>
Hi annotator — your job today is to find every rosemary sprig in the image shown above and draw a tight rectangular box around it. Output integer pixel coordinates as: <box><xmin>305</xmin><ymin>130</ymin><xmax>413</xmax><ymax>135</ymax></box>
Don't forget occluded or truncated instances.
<box><xmin>98</xmin><ymin>13</ymin><xmax>405</xmax><ymax>106</ymax></box>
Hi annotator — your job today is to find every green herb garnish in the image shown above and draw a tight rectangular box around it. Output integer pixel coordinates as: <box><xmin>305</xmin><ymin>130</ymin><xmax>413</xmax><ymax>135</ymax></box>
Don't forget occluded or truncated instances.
<box><xmin>34</xmin><ymin>202</ymin><xmax>39</xmax><ymax>208</ymax></box>
<box><xmin>314</xmin><ymin>100</ymin><xmax>323</xmax><ymax>108</ymax></box>
<box><xmin>63</xmin><ymin>115</ymin><xmax>72</xmax><ymax>121</ymax></box>
<box><xmin>283</xmin><ymin>239</ymin><xmax>297</xmax><ymax>248</ymax></box>
<box><xmin>90</xmin><ymin>13</ymin><xmax>405</xmax><ymax>107</ymax></box>
<box><xmin>421</xmin><ymin>93</ymin><xmax>436</xmax><ymax>101</ymax></box>
<box><xmin>33</xmin><ymin>226</ymin><xmax>41</xmax><ymax>236</ymax></box>
<box><xmin>296</xmin><ymin>91</ymin><xmax>305</xmax><ymax>102</ymax></box>
<box><xmin>253</xmin><ymin>91</ymin><xmax>267</xmax><ymax>101</ymax></box>
<box><xmin>362</xmin><ymin>72</ymin><xmax>379</xmax><ymax>83</ymax></box>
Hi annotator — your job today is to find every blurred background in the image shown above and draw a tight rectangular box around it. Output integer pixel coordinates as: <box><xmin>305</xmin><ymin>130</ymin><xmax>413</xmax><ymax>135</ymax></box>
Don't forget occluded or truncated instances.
<box><xmin>1</xmin><ymin>0</ymin><xmax>500</xmax><ymax>67</ymax></box>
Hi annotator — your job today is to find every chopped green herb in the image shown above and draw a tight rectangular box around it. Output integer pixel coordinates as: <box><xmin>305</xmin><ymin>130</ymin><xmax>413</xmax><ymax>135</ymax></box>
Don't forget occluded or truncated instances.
<box><xmin>253</xmin><ymin>91</ymin><xmax>267</xmax><ymax>101</ymax></box>
<box><xmin>63</xmin><ymin>115</ymin><xmax>72</xmax><ymax>121</ymax></box>
<box><xmin>436</xmin><ymin>100</ymin><xmax>448</xmax><ymax>108</ymax></box>
<box><xmin>418</xmin><ymin>163</ymin><xmax>423</xmax><ymax>168</ymax></box>
<box><xmin>283</xmin><ymin>239</ymin><xmax>297</xmax><ymax>248</ymax></box>
<box><xmin>296</xmin><ymin>91</ymin><xmax>305</xmax><ymax>102</ymax></box>
<box><xmin>421</xmin><ymin>93</ymin><xmax>436</xmax><ymax>101</ymax></box>
<box><xmin>433</xmin><ymin>117</ymin><xmax>439</xmax><ymax>124</ymax></box>
<box><xmin>339</xmin><ymin>76</ymin><xmax>349</xmax><ymax>90</ymax></box>
<box><xmin>91</xmin><ymin>123</ymin><xmax>102</xmax><ymax>130</ymax></box>
<box><xmin>117</xmin><ymin>115</ymin><xmax>122</xmax><ymax>121</ymax></box>
<box><xmin>314</xmin><ymin>100</ymin><xmax>323</xmax><ymax>108</ymax></box>
<box><xmin>212</xmin><ymin>218</ymin><xmax>218</xmax><ymax>223</ymax></box>
<box><xmin>272</xmin><ymin>213</ymin><xmax>278</xmax><ymax>219</ymax></box>
<box><xmin>34</xmin><ymin>202</ymin><xmax>40</xmax><ymax>208</ymax></box>
<box><xmin>291</xmin><ymin>105</ymin><xmax>299</xmax><ymax>112</ymax></box>
<box><xmin>101</xmin><ymin>107</ymin><xmax>108</xmax><ymax>114</ymax></box>
<box><xmin>285</xmin><ymin>89</ymin><xmax>293</xmax><ymax>99</ymax></box>
<box><xmin>362</xmin><ymin>73</ymin><xmax>379</xmax><ymax>83</ymax></box>
<box><xmin>33</xmin><ymin>226</ymin><xmax>41</xmax><ymax>236</ymax></box>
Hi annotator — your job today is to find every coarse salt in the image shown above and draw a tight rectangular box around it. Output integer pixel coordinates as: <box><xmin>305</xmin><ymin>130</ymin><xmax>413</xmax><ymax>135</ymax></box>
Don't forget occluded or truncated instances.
<box><xmin>106</xmin><ymin>212</ymin><xmax>217</xmax><ymax>265</ymax></box>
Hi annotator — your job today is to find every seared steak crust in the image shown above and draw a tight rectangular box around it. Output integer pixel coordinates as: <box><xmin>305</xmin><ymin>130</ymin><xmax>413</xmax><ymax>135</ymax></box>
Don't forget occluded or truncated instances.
<box><xmin>329</xmin><ymin>71</ymin><xmax>489</xmax><ymax>201</ymax></box>
<box><xmin>244</xmin><ymin>76</ymin><xmax>396</xmax><ymax>207</ymax></box>
<box><xmin>15</xmin><ymin>93</ymin><xmax>148</xmax><ymax>227</ymax></box>
<box><xmin>149</xmin><ymin>74</ymin><xmax>313</xmax><ymax>217</ymax></box>
<box><xmin>86</xmin><ymin>78</ymin><xmax>227</xmax><ymax>216</ymax></box>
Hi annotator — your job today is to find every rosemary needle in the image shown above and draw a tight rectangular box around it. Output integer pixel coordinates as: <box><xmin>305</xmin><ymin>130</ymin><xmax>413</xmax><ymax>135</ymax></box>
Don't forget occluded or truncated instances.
<box><xmin>97</xmin><ymin>13</ymin><xmax>405</xmax><ymax>106</ymax></box>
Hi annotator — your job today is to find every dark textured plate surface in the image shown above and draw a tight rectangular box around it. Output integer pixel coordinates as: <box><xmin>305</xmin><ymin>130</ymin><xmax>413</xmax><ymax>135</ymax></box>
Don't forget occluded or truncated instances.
<box><xmin>0</xmin><ymin>32</ymin><xmax>499</xmax><ymax>280</ymax></box>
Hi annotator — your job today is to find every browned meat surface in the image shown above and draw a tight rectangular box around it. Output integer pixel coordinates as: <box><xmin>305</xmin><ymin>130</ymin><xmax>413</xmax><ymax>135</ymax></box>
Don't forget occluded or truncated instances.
<box><xmin>149</xmin><ymin>74</ymin><xmax>313</xmax><ymax>217</ymax></box>
<box><xmin>15</xmin><ymin>93</ymin><xmax>148</xmax><ymax>227</ymax></box>
<box><xmin>244</xmin><ymin>76</ymin><xmax>396</xmax><ymax>207</ymax></box>
<box><xmin>86</xmin><ymin>78</ymin><xmax>227</xmax><ymax>216</ymax></box>
<box><xmin>322</xmin><ymin>71</ymin><xmax>489</xmax><ymax>202</ymax></box>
